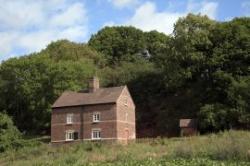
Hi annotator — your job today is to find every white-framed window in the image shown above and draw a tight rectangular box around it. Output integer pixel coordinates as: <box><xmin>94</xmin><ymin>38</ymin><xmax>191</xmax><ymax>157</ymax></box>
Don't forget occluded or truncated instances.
<box><xmin>92</xmin><ymin>129</ymin><xmax>101</xmax><ymax>140</ymax></box>
<box><xmin>65</xmin><ymin>130</ymin><xmax>74</xmax><ymax>141</ymax></box>
<box><xmin>93</xmin><ymin>112</ymin><xmax>100</xmax><ymax>122</ymax></box>
<box><xmin>66</xmin><ymin>113</ymin><xmax>73</xmax><ymax>124</ymax></box>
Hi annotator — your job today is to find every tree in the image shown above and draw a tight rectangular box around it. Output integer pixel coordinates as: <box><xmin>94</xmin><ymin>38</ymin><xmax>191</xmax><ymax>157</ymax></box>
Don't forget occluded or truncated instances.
<box><xmin>43</xmin><ymin>40</ymin><xmax>106</xmax><ymax>67</ymax></box>
<box><xmin>89</xmin><ymin>26</ymin><xmax>170</xmax><ymax>65</ymax></box>
<box><xmin>198</xmin><ymin>104</ymin><xmax>231</xmax><ymax>132</ymax></box>
<box><xmin>89</xmin><ymin>26</ymin><xmax>147</xmax><ymax>64</ymax></box>
<box><xmin>144</xmin><ymin>30</ymin><xmax>170</xmax><ymax>62</ymax></box>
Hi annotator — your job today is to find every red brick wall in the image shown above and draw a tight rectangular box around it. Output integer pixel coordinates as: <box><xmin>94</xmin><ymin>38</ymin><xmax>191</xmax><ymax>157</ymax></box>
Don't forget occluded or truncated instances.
<box><xmin>51</xmin><ymin>106</ymin><xmax>83</xmax><ymax>142</ymax></box>
<box><xmin>51</xmin><ymin>104</ymin><xmax>117</xmax><ymax>143</ymax></box>
<box><xmin>82</xmin><ymin>104</ymin><xmax>117</xmax><ymax>139</ymax></box>
<box><xmin>116</xmin><ymin>87</ymin><xmax>136</xmax><ymax>140</ymax></box>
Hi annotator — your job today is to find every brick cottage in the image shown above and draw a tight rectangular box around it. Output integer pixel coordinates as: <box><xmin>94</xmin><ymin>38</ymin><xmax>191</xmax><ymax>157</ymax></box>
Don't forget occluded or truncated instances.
<box><xmin>51</xmin><ymin>77</ymin><xmax>136</xmax><ymax>144</ymax></box>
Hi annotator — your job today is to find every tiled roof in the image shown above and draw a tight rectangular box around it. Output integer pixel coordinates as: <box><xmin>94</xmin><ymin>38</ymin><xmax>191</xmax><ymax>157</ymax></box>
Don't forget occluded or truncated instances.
<box><xmin>179</xmin><ymin>119</ymin><xmax>197</xmax><ymax>128</ymax></box>
<box><xmin>52</xmin><ymin>86</ymin><xmax>125</xmax><ymax>108</ymax></box>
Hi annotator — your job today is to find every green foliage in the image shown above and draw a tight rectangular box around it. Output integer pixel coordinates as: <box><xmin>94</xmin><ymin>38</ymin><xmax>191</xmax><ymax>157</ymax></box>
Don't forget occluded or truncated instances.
<box><xmin>198</xmin><ymin>104</ymin><xmax>232</xmax><ymax>131</ymax></box>
<box><xmin>89</xmin><ymin>26</ymin><xmax>169</xmax><ymax>64</ymax></box>
<box><xmin>172</xmin><ymin>14</ymin><xmax>216</xmax><ymax>76</ymax></box>
<box><xmin>160</xmin><ymin>14</ymin><xmax>250</xmax><ymax>133</ymax></box>
<box><xmin>100</xmin><ymin>59</ymin><xmax>155</xmax><ymax>86</ymax></box>
<box><xmin>43</xmin><ymin>39</ymin><xmax>106</xmax><ymax>67</ymax></box>
<box><xmin>89</xmin><ymin>26</ymin><xmax>146</xmax><ymax>63</ymax></box>
<box><xmin>0</xmin><ymin>112</ymin><xmax>23</xmax><ymax>152</ymax></box>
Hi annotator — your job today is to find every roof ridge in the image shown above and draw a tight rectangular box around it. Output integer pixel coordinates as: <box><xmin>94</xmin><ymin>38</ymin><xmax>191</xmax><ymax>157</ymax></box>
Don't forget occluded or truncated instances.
<box><xmin>52</xmin><ymin>85</ymin><xmax>126</xmax><ymax>108</ymax></box>
<box><xmin>99</xmin><ymin>85</ymin><xmax>125</xmax><ymax>89</ymax></box>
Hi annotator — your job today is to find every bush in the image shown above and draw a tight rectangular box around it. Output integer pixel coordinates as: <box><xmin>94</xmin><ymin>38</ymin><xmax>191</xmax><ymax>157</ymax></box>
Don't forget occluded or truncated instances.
<box><xmin>0</xmin><ymin>112</ymin><xmax>23</xmax><ymax>152</ymax></box>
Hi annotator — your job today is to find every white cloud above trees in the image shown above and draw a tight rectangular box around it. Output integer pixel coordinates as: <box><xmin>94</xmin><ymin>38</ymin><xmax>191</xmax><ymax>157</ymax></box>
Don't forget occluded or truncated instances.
<box><xmin>126</xmin><ymin>1</ymin><xmax>218</xmax><ymax>34</ymax></box>
<box><xmin>187</xmin><ymin>0</ymin><xmax>218</xmax><ymax>19</ymax></box>
<box><xmin>0</xmin><ymin>0</ymin><xmax>88</xmax><ymax>61</ymax></box>
<box><xmin>108</xmin><ymin>0</ymin><xmax>138</xmax><ymax>8</ymax></box>
<box><xmin>126</xmin><ymin>2</ymin><xmax>184</xmax><ymax>34</ymax></box>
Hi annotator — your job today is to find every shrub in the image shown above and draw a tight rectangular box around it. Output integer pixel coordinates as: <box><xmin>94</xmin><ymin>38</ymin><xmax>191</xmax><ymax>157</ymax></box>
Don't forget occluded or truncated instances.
<box><xmin>0</xmin><ymin>112</ymin><xmax>23</xmax><ymax>152</ymax></box>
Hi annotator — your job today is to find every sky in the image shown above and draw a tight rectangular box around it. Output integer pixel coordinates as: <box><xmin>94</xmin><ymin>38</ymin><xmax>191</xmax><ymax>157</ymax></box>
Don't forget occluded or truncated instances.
<box><xmin>0</xmin><ymin>0</ymin><xmax>249</xmax><ymax>62</ymax></box>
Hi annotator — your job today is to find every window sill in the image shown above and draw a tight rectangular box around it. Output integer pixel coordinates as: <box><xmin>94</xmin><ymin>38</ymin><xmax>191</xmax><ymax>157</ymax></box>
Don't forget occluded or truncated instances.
<box><xmin>66</xmin><ymin>123</ymin><xmax>73</xmax><ymax>125</ymax></box>
<box><xmin>92</xmin><ymin>121</ymin><xmax>100</xmax><ymax>124</ymax></box>
<box><xmin>91</xmin><ymin>138</ymin><xmax>101</xmax><ymax>140</ymax></box>
<box><xmin>65</xmin><ymin>139</ymin><xmax>74</xmax><ymax>142</ymax></box>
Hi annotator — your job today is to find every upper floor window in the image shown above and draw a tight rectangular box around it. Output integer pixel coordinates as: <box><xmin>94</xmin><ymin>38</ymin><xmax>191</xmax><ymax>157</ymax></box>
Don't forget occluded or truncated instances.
<box><xmin>66</xmin><ymin>113</ymin><xmax>73</xmax><ymax>124</ymax></box>
<box><xmin>93</xmin><ymin>112</ymin><xmax>100</xmax><ymax>122</ymax></box>
<box><xmin>92</xmin><ymin>129</ymin><xmax>101</xmax><ymax>139</ymax></box>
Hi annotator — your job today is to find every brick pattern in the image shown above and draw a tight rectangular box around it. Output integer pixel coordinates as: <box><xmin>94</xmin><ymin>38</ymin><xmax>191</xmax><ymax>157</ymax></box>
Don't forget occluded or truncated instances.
<box><xmin>51</xmin><ymin>107</ymin><xmax>83</xmax><ymax>142</ymax></box>
<box><xmin>88</xmin><ymin>77</ymin><xmax>99</xmax><ymax>92</ymax></box>
<box><xmin>116</xmin><ymin>87</ymin><xmax>136</xmax><ymax>140</ymax></box>
<box><xmin>51</xmin><ymin>86</ymin><xmax>136</xmax><ymax>144</ymax></box>
<box><xmin>83</xmin><ymin>104</ymin><xmax>117</xmax><ymax>139</ymax></box>
<box><xmin>51</xmin><ymin>104</ymin><xmax>117</xmax><ymax>143</ymax></box>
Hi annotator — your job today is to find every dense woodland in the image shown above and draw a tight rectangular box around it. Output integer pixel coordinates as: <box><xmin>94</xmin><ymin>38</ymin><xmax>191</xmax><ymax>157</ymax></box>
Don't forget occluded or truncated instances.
<box><xmin>0</xmin><ymin>14</ymin><xmax>249</xmax><ymax>142</ymax></box>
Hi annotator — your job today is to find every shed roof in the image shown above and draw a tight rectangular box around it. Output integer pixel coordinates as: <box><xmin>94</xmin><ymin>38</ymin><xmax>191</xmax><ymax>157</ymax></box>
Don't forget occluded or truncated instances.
<box><xmin>179</xmin><ymin>119</ymin><xmax>197</xmax><ymax>128</ymax></box>
<box><xmin>52</xmin><ymin>86</ymin><xmax>125</xmax><ymax>108</ymax></box>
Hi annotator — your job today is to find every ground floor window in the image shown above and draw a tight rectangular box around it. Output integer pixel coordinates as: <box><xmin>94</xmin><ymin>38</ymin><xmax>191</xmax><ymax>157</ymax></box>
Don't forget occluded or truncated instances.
<box><xmin>65</xmin><ymin>131</ymin><xmax>78</xmax><ymax>141</ymax></box>
<box><xmin>92</xmin><ymin>129</ymin><xmax>101</xmax><ymax>139</ymax></box>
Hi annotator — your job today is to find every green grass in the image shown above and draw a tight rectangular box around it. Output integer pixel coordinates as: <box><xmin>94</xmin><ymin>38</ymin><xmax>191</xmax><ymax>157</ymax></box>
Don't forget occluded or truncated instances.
<box><xmin>0</xmin><ymin>130</ymin><xmax>250</xmax><ymax>166</ymax></box>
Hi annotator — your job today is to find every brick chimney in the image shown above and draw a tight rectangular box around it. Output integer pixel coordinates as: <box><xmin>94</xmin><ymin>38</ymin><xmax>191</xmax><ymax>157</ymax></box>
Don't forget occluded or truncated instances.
<box><xmin>89</xmin><ymin>76</ymin><xmax>99</xmax><ymax>92</ymax></box>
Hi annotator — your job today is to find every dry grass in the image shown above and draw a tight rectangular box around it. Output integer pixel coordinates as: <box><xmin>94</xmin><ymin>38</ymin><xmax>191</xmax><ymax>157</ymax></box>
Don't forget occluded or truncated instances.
<box><xmin>0</xmin><ymin>130</ymin><xmax>250</xmax><ymax>166</ymax></box>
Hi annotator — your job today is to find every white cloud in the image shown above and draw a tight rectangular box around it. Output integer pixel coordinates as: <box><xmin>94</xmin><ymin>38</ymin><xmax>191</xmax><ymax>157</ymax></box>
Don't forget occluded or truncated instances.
<box><xmin>0</xmin><ymin>32</ymin><xmax>18</xmax><ymax>56</ymax></box>
<box><xmin>0</xmin><ymin>1</ymin><xmax>44</xmax><ymax>30</ymax></box>
<box><xmin>49</xmin><ymin>2</ymin><xmax>87</xmax><ymax>28</ymax></box>
<box><xmin>126</xmin><ymin>2</ymin><xmax>184</xmax><ymax>34</ymax></box>
<box><xmin>187</xmin><ymin>0</ymin><xmax>218</xmax><ymax>19</ymax></box>
<box><xmin>57</xmin><ymin>26</ymin><xmax>88</xmax><ymax>43</ymax></box>
<box><xmin>0</xmin><ymin>0</ymin><xmax>88</xmax><ymax>61</ymax></box>
<box><xmin>108</xmin><ymin>0</ymin><xmax>138</xmax><ymax>8</ymax></box>
<box><xmin>126</xmin><ymin>1</ymin><xmax>218</xmax><ymax>35</ymax></box>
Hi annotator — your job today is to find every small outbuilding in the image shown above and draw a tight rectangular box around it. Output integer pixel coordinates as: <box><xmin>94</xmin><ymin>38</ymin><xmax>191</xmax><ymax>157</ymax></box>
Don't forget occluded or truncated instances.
<box><xmin>179</xmin><ymin>119</ymin><xmax>198</xmax><ymax>136</ymax></box>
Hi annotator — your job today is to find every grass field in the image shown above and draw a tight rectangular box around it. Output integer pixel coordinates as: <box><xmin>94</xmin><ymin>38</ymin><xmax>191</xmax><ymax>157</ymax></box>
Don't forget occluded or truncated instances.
<box><xmin>0</xmin><ymin>130</ymin><xmax>250</xmax><ymax>166</ymax></box>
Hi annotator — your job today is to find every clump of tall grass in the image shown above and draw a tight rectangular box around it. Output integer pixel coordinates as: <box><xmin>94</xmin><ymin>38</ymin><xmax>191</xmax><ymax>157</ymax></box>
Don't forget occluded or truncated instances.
<box><xmin>170</xmin><ymin>130</ymin><xmax>250</xmax><ymax>161</ymax></box>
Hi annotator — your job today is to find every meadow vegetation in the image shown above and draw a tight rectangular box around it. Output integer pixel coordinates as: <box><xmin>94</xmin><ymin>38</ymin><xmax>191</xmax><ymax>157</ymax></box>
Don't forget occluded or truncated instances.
<box><xmin>0</xmin><ymin>130</ymin><xmax>250</xmax><ymax>165</ymax></box>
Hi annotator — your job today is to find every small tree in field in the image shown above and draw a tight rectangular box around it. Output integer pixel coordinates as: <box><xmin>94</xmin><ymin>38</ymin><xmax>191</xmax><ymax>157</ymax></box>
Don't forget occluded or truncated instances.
<box><xmin>0</xmin><ymin>112</ymin><xmax>23</xmax><ymax>152</ymax></box>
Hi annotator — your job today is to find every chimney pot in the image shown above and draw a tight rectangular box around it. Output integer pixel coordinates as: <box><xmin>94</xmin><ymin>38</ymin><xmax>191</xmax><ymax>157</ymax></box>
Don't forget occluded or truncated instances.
<box><xmin>89</xmin><ymin>76</ymin><xmax>99</xmax><ymax>92</ymax></box>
